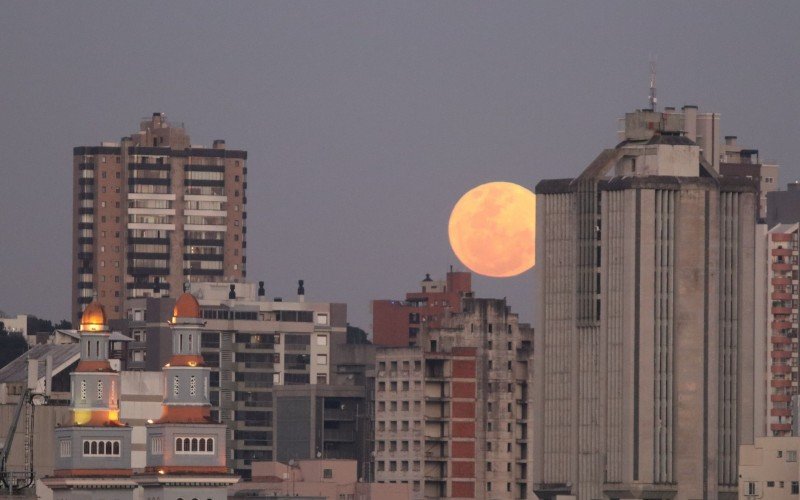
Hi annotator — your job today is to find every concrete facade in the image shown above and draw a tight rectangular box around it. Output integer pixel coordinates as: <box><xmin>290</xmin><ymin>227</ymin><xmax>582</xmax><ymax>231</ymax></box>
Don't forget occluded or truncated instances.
<box><xmin>739</xmin><ymin>437</ymin><xmax>800</xmax><ymax>499</ymax></box>
<box><xmin>534</xmin><ymin>108</ymin><xmax>759</xmax><ymax>500</ymax></box>
<box><xmin>719</xmin><ymin>135</ymin><xmax>780</xmax><ymax>221</ymax></box>
<box><xmin>72</xmin><ymin>113</ymin><xmax>248</xmax><ymax>324</ymax></box>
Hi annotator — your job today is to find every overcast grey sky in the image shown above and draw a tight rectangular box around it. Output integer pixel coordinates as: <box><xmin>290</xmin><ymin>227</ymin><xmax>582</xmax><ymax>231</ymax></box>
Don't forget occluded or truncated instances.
<box><xmin>1</xmin><ymin>2</ymin><xmax>799</xmax><ymax>330</ymax></box>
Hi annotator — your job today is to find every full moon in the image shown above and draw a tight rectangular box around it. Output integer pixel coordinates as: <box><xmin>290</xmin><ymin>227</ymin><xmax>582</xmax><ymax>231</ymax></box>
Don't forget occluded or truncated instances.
<box><xmin>448</xmin><ymin>181</ymin><xmax>536</xmax><ymax>278</ymax></box>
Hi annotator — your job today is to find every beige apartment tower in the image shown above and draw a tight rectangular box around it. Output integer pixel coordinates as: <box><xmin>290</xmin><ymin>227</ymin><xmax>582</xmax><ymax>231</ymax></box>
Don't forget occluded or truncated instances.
<box><xmin>534</xmin><ymin>109</ymin><xmax>759</xmax><ymax>500</ymax></box>
<box><xmin>72</xmin><ymin>113</ymin><xmax>247</xmax><ymax>324</ymax></box>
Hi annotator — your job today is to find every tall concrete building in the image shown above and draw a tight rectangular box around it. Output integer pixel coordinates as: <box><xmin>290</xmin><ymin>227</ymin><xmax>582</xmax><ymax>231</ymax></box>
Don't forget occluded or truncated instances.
<box><xmin>72</xmin><ymin>113</ymin><xmax>247</xmax><ymax>324</ymax></box>
<box><xmin>534</xmin><ymin>108</ymin><xmax>759</xmax><ymax>499</ymax></box>
<box><xmin>374</xmin><ymin>296</ymin><xmax>534</xmax><ymax>499</ymax></box>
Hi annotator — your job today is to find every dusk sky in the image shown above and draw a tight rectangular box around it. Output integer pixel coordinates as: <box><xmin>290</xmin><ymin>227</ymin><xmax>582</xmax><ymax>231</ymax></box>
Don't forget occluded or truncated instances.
<box><xmin>1</xmin><ymin>2</ymin><xmax>799</xmax><ymax>331</ymax></box>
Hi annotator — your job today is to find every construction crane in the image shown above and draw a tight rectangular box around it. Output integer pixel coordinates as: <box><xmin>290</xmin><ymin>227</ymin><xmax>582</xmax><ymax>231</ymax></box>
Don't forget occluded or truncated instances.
<box><xmin>0</xmin><ymin>358</ymin><xmax>49</xmax><ymax>495</ymax></box>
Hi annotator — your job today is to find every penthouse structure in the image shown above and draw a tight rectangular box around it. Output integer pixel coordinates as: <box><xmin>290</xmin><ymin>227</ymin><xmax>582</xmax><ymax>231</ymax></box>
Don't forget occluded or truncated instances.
<box><xmin>72</xmin><ymin>112</ymin><xmax>247</xmax><ymax>324</ymax></box>
<box><xmin>534</xmin><ymin>107</ymin><xmax>759</xmax><ymax>499</ymax></box>
<box><xmin>374</xmin><ymin>297</ymin><xmax>534</xmax><ymax>499</ymax></box>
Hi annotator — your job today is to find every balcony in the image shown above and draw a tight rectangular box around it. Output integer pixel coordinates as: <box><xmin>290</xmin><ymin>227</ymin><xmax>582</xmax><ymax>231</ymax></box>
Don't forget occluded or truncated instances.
<box><xmin>770</xmin><ymin>423</ymin><xmax>792</xmax><ymax>432</ymax></box>
<box><xmin>773</xmin><ymin>248</ymin><xmax>794</xmax><ymax>256</ymax></box>
<box><xmin>771</xmin><ymin>394</ymin><xmax>792</xmax><ymax>403</ymax></box>
<box><xmin>773</xmin><ymin>263</ymin><xmax>793</xmax><ymax>272</ymax></box>
<box><xmin>771</xmin><ymin>351</ymin><xmax>792</xmax><ymax>359</ymax></box>
<box><xmin>772</xmin><ymin>335</ymin><xmax>793</xmax><ymax>345</ymax></box>
<box><xmin>771</xmin><ymin>364</ymin><xmax>792</xmax><ymax>374</ymax></box>
<box><xmin>773</xmin><ymin>277</ymin><xmax>792</xmax><ymax>286</ymax></box>
<box><xmin>771</xmin><ymin>408</ymin><xmax>792</xmax><ymax>417</ymax></box>
<box><xmin>773</xmin><ymin>292</ymin><xmax>793</xmax><ymax>300</ymax></box>
<box><xmin>771</xmin><ymin>379</ymin><xmax>792</xmax><ymax>388</ymax></box>
<box><xmin>772</xmin><ymin>307</ymin><xmax>793</xmax><ymax>315</ymax></box>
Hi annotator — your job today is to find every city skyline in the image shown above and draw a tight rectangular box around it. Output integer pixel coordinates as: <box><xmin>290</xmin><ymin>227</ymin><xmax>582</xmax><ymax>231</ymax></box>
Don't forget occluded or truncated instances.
<box><xmin>2</xmin><ymin>2</ymin><xmax>800</xmax><ymax>331</ymax></box>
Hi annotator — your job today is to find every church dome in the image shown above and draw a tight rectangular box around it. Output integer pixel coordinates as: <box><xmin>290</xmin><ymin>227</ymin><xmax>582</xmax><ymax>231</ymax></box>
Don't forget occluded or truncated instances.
<box><xmin>173</xmin><ymin>292</ymin><xmax>201</xmax><ymax>319</ymax></box>
<box><xmin>79</xmin><ymin>301</ymin><xmax>107</xmax><ymax>332</ymax></box>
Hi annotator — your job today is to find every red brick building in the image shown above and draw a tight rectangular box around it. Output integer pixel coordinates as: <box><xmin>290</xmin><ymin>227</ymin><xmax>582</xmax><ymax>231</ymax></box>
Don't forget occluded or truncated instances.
<box><xmin>372</xmin><ymin>270</ymin><xmax>472</xmax><ymax>347</ymax></box>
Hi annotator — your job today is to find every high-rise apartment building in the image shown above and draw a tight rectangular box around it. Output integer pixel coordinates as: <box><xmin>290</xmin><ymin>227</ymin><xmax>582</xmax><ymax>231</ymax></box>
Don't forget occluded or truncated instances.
<box><xmin>372</xmin><ymin>270</ymin><xmax>472</xmax><ymax>347</ymax></box>
<box><xmin>534</xmin><ymin>108</ymin><xmax>759</xmax><ymax>499</ymax></box>
<box><xmin>374</xmin><ymin>297</ymin><xmax>534</xmax><ymax>499</ymax></box>
<box><xmin>761</xmin><ymin>224</ymin><xmax>800</xmax><ymax>437</ymax></box>
<box><xmin>72</xmin><ymin>113</ymin><xmax>247</xmax><ymax>324</ymax></box>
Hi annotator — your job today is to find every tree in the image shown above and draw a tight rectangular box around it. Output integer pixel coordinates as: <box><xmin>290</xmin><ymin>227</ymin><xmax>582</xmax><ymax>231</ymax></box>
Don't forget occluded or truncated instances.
<box><xmin>346</xmin><ymin>325</ymin><xmax>371</xmax><ymax>345</ymax></box>
<box><xmin>0</xmin><ymin>330</ymin><xmax>28</xmax><ymax>370</ymax></box>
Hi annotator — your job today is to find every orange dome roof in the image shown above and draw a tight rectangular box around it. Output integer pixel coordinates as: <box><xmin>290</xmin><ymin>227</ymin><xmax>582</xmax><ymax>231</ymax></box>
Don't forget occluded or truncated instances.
<box><xmin>173</xmin><ymin>292</ymin><xmax>201</xmax><ymax>319</ymax></box>
<box><xmin>80</xmin><ymin>301</ymin><xmax>107</xmax><ymax>332</ymax></box>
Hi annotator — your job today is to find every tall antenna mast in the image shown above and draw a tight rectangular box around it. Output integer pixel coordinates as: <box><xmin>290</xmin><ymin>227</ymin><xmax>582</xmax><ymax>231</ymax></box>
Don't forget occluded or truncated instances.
<box><xmin>649</xmin><ymin>57</ymin><xmax>657</xmax><ymax>111</ymax></box>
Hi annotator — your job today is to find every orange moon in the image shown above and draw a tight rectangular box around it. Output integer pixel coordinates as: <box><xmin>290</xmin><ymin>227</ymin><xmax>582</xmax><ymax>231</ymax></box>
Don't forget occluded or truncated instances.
<box><xmin>448</xmin><ymin>182</ymin><xmax>536</xmax><ymax>278</ymax></box>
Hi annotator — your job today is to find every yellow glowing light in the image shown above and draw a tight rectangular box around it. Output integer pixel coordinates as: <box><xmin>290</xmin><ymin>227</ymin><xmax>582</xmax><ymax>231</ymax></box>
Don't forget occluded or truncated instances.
<box><xmin>448</xmin><ymin>182</ymin><xmax>536</xmax><ymax>278</ymax></box>
<box><xmin>73</xmin><ymin>410</ymin><xmax>92</xmax><ymax>426</ymax></box>
<box><xmin>187</xmin><ymin>361</ymin><xmax>198</xmax><ymax>367</ymax></box>
<box><xmin>158</xmin><ymin>469</ymin><xmax>165</xmax><ymax>475</ymax></box>
<box><xmin>108</xmin><ymin>410</ymin><xmax>120</xmax><ymax>422</ymax></box>
<box><xmin>147</xmin><ymin>419</ymin><xmax>154</xmax><ymax>424</ymax></box>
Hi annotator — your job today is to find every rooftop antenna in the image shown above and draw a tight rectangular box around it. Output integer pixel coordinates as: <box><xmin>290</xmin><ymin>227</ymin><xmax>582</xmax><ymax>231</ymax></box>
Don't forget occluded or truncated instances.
<box><xmin>648</xmin><ymin>56</ymin><xmax>657</xmax><ymax>111</ymax></box>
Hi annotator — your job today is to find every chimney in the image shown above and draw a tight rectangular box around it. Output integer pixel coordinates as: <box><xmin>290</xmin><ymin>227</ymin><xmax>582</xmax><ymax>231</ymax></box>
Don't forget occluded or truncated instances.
<box><xmin>258</xmin><ymin>281</ymin><xmax>266</xmax><ymax>297</ymax></box>
<box><xmin>297</xmin><ymin>280</ymin><xmax>305</xmax><ymax>302</ymax></box>
<box><xmin>229</xmin><ymin>284</ymin><xmax>236</xmax><ymax>300</ymax></box>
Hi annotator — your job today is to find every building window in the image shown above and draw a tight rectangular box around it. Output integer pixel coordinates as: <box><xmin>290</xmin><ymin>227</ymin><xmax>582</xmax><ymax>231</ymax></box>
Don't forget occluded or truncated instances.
<box><xmin>323</xmin><ymin>468</ymin><xmax>333</xmax><ymax>479</ymax></box>
<box><xmin>768</xmin><ymin>481</ymin><xmax>775</xmax><ymax>488</ymax></box>
<box><xmin>190</xmin><ymin>376</ymin><xmax>197</xmax><ymax>396</ymax></box>
<box><xmin>96</xmin><ymin>381</ymin><xmax>103</xmax><ymax>400</ymax></box>
<box><xmin>151</xmin><ymin>436</ymin><xmax>163</xmax><ymax>455</ymax></box>
<box><xmin>792</xmin><ymin>481</ymin><xmax>799</xmax><ymax>494</ymax></box>
<box><xmin>173</xmin><ymin>375</ymin><xmax>180</xmax><ymax>396</ymax></box>
<box><xmin>788</xmin><ymin>450</ymin><xmax>798</xmax><ymax>462</ymax></box>
<box><xmin>316</xmin><ymin>335</ymin><xmax>328</xmax><ymax>346</ymax></box>
<box><xmin>80</xmin><ymin>380</ymin><xmax>87</xmax><ymax>400</ymax></box>
<box><xmin>175</xmin><ymin>437</ymin><xmax>214</xmax><ymax>454</ymax></box>
<box><xmin>82</xmin><ymin>440</ymin><xmax>121</xmax><ymax>457</ymax></box>
<box><xmin>60</xmin><ymin>440</ymin><xmax>72</xmax><ymax>458</ymax></box>
<box><xmin>316</xmin><ymin>314</ymin><xmax>329</xmax><ymax>326</ymax></box>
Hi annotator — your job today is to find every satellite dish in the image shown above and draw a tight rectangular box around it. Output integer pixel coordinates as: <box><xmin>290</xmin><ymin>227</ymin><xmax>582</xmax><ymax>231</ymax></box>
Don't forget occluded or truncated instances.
<box><xmin>31</xmin><ymin>394</ymin><xmax>47</xmax><ymax>406</ymax></box>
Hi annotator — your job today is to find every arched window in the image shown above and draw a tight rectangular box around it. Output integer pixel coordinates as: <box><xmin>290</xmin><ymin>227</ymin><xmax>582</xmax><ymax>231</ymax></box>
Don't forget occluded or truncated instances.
<box><xmin>106</xmin><ymin>441</ymin><xmax>113</xmax><ymax>455</ymax></box>
<box><xmin>84</xmin><ymin>441</ymin><xmax>90</xmax><ymax>454</ymax></box>
<box><xmin>207</xmin><ymin>438</ymin><xmax>213</xmax><ymax>452</ymax></box>
<box><xmin>90</xmin><ymin>441</ymin><xmax>97</xmax><ymax>454</ymax></box>
<box><xmin>191</xmin><ymin>438</ymin><xmax>198</xmax><ymax>451</ymax></box>
<box><xmin>199</xmin><ymin>438</ymin><xmax>206</xmax><ymax>452</ymax></box>
<box><xmin>113</xmin><ymin>441</ymin><xmax>120</xmax><ymax>455</ymax></box>
<box><xmin>176</xmin><ymin>438</ymin><xmax>183</xmax><ymax>452</ymax></box>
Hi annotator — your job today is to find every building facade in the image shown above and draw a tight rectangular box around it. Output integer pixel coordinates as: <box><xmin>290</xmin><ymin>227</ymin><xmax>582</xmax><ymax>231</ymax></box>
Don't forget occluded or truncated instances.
<box><xmin>372</xmin><ymin>270</ymin><xmax>472</xmax><ymax>347</ymax></box>
<box><xmin>138</xmin><ymin>292</ymin><xmax>238</xmax><ymax>500</ymax></box>
<box><xmin>719</xmin><ymin>135</ymin><xmax>780</xmax><ymax>221</ymax></box>
<box><xmin>534</xmin><ymin>108</ymin><xmax>759</xmax><ymax>499</ymax></box>
<box><xmin>41</xmin><ymin>301</ymin><xmax>138</xmax><ymax>499</ymax></box>
<box><xmin>72</xmin><ymin>112</ymin><xmax>247</xmax><ymax>324</ymax></box>
<box><xmin>739</xmin><ymin>437</ymin><xmax>800</xmax><ymax>499</ymax></box>
<box><xmin>374</xmin><ymin>297</ymin><xmax>534</xmax><ymax>499</ymax></box>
